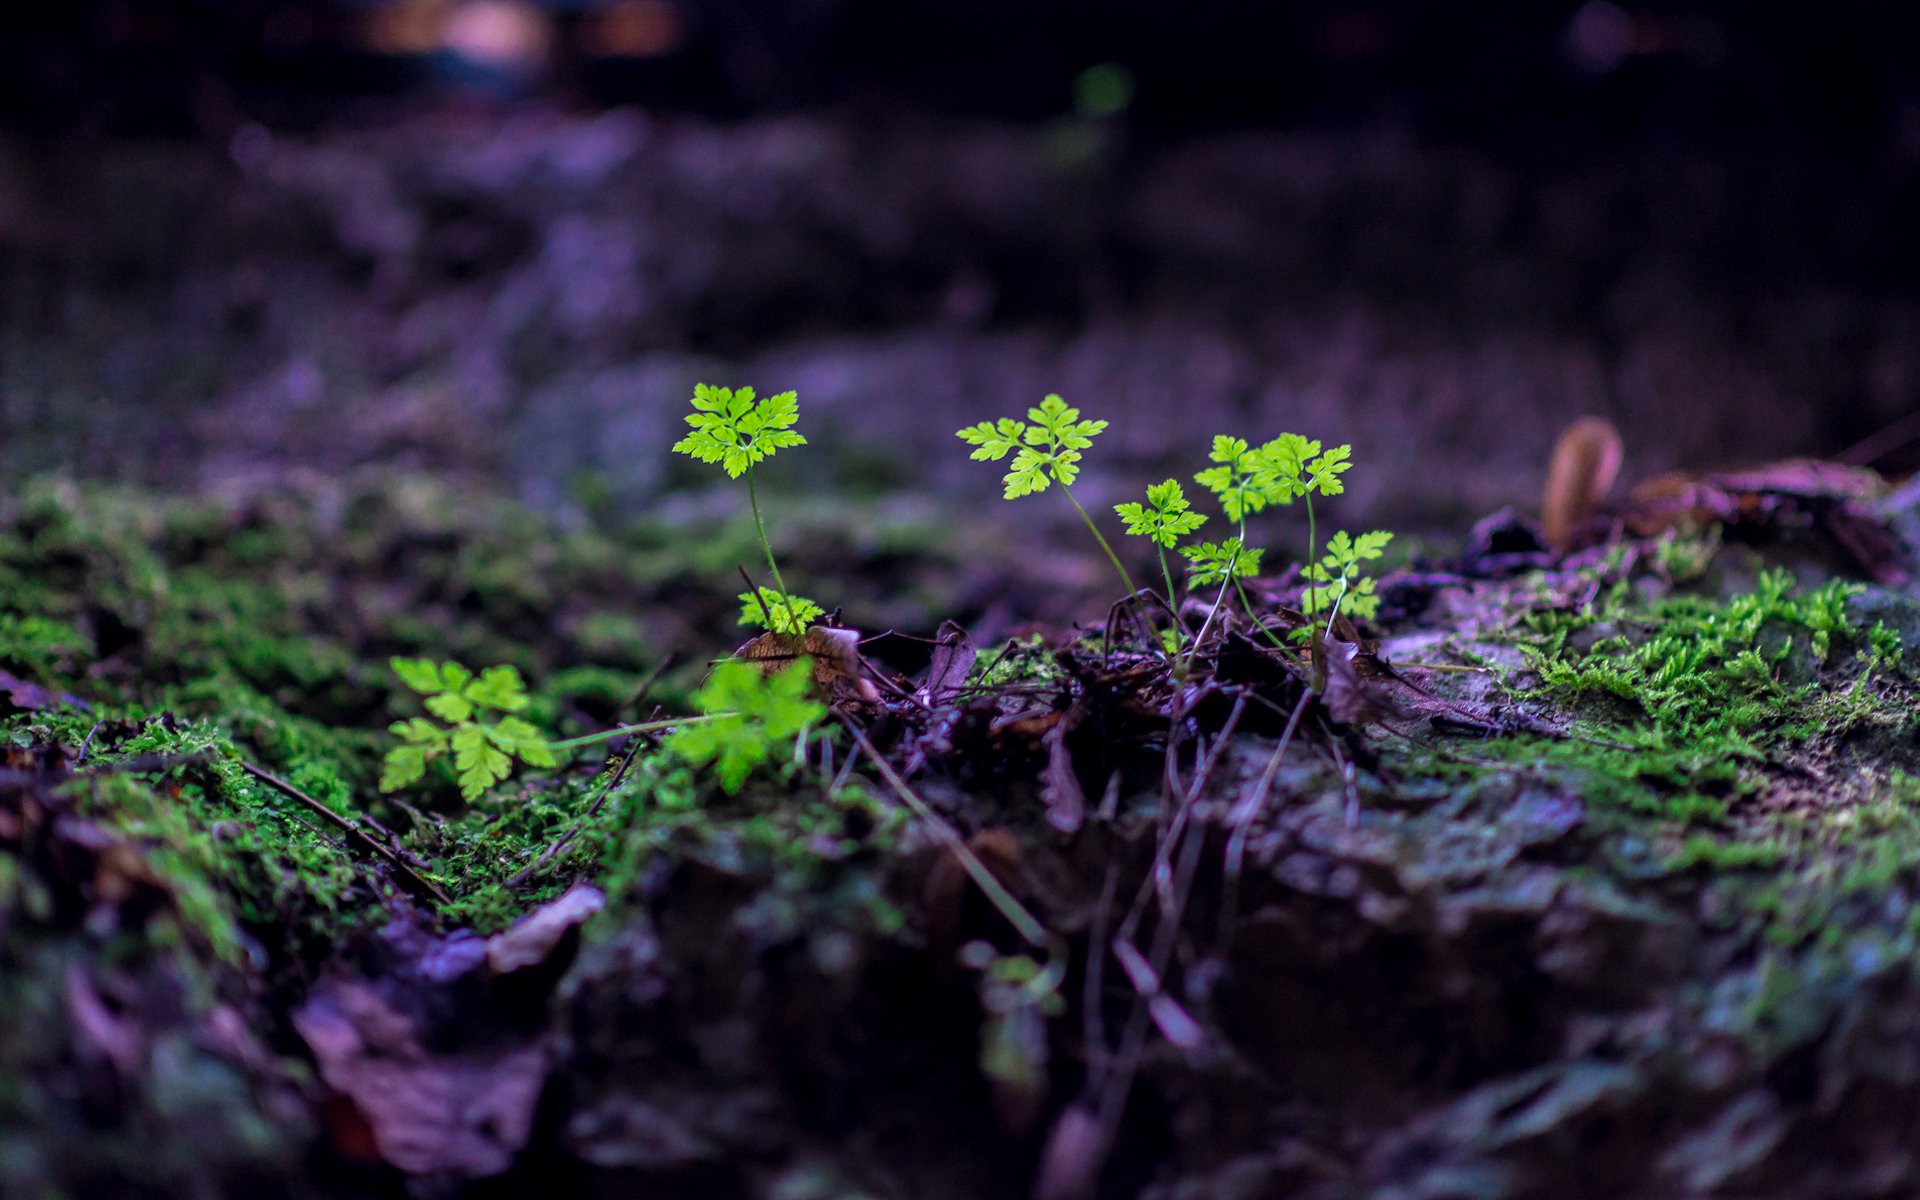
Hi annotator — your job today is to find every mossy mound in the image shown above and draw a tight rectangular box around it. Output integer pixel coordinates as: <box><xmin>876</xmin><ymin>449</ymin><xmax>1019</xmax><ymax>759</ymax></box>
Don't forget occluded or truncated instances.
<box><xmin>5</xmin><ymin>475</ymin><xmax>1920</xmax><ymax>1198</ymax></box>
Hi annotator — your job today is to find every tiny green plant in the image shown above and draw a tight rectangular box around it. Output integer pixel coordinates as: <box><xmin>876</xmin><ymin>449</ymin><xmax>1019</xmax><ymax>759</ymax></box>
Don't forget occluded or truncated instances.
<box><xmin>1252</xmin><ymin>434</ymin><xmax>1351</xmax><ymax>617</ymax></box>
<box><xmin>1301</xmin><ymin>529</ymin><xmax>1394</xmax><ymax>628</ymax></box>
<box><xmin>673</xmin><ymin>383</ymin><xmax>823</xmax><ymax>636</ymax></box>
<box><xmin>1115</xmin><ymin>478</ymin><xmax>1207</xmax><ymax>647</ymax></box>
<box><xmin>1180</xmin><ymin>536</ymin><xmax>1263</xmax><ymax>587</ymax></box>
<box><xmin>1179</xmin><ymin>535</ymin><xmax>1264</xmax><ymax>650</ymax></box>
<box><xmin>666</xmin><ymin>659</ymin><xmax>826</xmax><ymax>793</ymax></box>
<box><xmin>381</xmin><ymin>658</ymin><xmax>556</xmax><ymax>801</ymax></box>
<box><xmin>1191</xmin><ymin>430</ymin><xmax>1383</xmax><ymax>640</ymax></box>
<box><xmin>958</xmin><ymin>394</ymin><xmax>1138</xmax><ymax>597</ymax></box>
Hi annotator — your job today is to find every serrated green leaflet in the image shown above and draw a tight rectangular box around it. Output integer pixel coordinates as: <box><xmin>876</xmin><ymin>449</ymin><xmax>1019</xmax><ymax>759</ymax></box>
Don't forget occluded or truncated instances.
<box><xmin>381</xmin><ymin>657</ymin><xmax>556</xmax><ymax>802</ymax></box>
<box><xmin>673</xmin><ymin>383</ymin><xmax>820</xmax><ymax>638</ymax></box>
<box><xmin>958</xmin><ymin>394</ymin><xmax>1137</xmax><ymax>598</ymax></box>
<box><xmin>667</xmin><ymin>659</ymin><xmax>826</xmax><ymax>793</ymax></box>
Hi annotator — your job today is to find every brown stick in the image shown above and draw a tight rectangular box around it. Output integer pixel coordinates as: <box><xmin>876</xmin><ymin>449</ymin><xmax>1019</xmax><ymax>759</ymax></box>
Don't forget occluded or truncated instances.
<box><xmin>239</xmin><ymin>762</ymin><xmax>450</xmax><ymax>905</ymax></box>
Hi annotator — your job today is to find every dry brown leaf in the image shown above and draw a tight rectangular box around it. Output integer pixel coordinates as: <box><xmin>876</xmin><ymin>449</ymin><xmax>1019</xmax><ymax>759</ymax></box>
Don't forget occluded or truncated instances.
<box><xmin>1316</xmin><ymin>633</ymin><xmax>1406</xmax><ymax>728</ymax></box>
<box><xmin>485</xmin><ymin>882</ymin><xmax>603</xmax><ymax>974</ymax></box>
<box><xmin>921</xmin><ymin>620</ymin><xmax>977</xmax><ymax>706</ymax></box>
<box><xmin>294</xmin><ymin>979</ymin><xmax>546</xmax><ymax>1178</ymax></box>
<box><xmin>733</xmin><ymin>626</ymin><xmax>881</xmax><ymax>704</ymax></box>
<box><xmin>1542</xmin><ymin>417</ymin><xmax>1623</xmax><ymax>554</ymax></box>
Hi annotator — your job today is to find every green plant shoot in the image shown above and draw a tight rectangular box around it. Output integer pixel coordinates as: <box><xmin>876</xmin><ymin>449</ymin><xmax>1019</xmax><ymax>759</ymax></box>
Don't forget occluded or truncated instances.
<box><xmin>1178</xmin><ymin>536</ymin><xmax>1264</xmax><ymax>654</ymax></box>
<box><xmin>1193</xmin><ymin>437</ymin><xmax>1270</xmax><ymax>523</ymax></box>
<box><xmin>381</xmin><ymin>658</ymin><xmax>556</xmax><ymax>801</ymax></box>
<box><xmin>959</xmin><ymin>394</ymin><xmax>1138</xmax><ymax>597</ymax></box>
<box><xmin>1181</xmin><ymin>537</ymin><xmax>1263</xmax><ymax>588</ymax></box>
<box><xmin>1255</xmin><ymin>435</ymin><xmax>1352</xmax><ymax>616</ymax></box>
<box><xmin>1301</xmin><ymin>529</ymin><xmax>1394</xmax><ymax>626</ymax></box>
<box><xmin>672</xmin><ymin>383</ymin><xmax>823</xmax><ymax>635</ymax></box>
<box><xmin>1193</xmin><ymin>430</ymin><xmax>1359</xmax><ymax>640</ymax></box>
<box><xmin>667</xmin><ymin>659</ymin><xmax>826</xmax><ymax>793</ymax></box>
<box><xmin>1116</xmin><ymin>479</ymin><xmax>1207</xmax><ymax>647</ymax></box>
<box><xmin>741</xmin><ymin>587</ymin><xmax>824</xmax><ymax>632</ymax></box>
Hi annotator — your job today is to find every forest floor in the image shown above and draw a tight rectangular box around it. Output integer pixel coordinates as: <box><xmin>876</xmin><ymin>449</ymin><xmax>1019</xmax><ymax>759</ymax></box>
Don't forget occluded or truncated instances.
<box><xmin>5</xmin><ymin>462</ymin><xmax>1920</xmax><ymax>1200</ymax></box>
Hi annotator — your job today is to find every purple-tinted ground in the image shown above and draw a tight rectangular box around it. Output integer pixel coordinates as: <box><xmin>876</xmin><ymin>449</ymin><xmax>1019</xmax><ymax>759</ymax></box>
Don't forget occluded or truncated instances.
<box><xmin>2</xmin><ymin>107</ymin><xmax>1912</xmax><ymax>545</ymax></box>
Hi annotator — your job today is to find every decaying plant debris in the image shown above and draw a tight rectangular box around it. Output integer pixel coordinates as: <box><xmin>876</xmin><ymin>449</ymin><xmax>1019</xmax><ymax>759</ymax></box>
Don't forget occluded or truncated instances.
<box><xmin>4</xmin><ymin>459</ymin><xmax>1920</xmax><ymax>1200</ymax></box>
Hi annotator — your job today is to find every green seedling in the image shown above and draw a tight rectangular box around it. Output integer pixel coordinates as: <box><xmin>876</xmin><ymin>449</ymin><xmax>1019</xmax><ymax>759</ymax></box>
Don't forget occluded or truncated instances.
<box><xmin>1180</xmin><ymin>536</ymin><xmax>1264</xmax><ymax>650</ymax></box>
<box><xmin>673</xmin><ymin>383</ymin><xmax>823</xmax><ymax>635</ymax></box>
<box><xmin>1189</xmin><ymin>430</ymin><xmax>1388</xmax><ymax>645</ymax></box>
<box><xmin>666</xmin><ymin>659</ymin><xmax>826</xmax><ymax>793</ymax></box>
<box><xmin>958</xmin><ymin>394</ymin><xmax>1138</xmax><ymax>597</ymax></box>
<box><xmin>1193</xmin><ymin>436</ymin><xmax>1272</xmax><ymax>524</ymax></box>
<box><xmin>1115</xmin><ymin>478</ymin><xmax>1207</xmax><ymax>648</ymax></box>
<box><xmin>1181</xmin><ymin>537</ymin><xmax>1263</xmax><ymax>587</ymax></box>
<box><xmin>1301</xmin><ymin>529</ymin><xmax>1394</xmax><ymax>629</ymax></box>
<box><xmin>381</xmin><ymin>658</ymin><xmax>556</xmax><ymax>801</ymax></box>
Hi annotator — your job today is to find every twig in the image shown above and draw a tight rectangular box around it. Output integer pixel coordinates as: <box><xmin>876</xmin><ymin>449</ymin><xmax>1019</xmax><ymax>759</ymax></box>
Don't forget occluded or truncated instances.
<box><xmin>239</xmin><ymin>762</ymin><xmax>450</xmax><ymax>904</ymax></box>
<box><xmin>548</xmin><ymin>712</ymin><xmax>723</xmax><ymax>752</ymax></box>
<box><xmin>505</xmin><ymin>737</ymin><xmax>646</xmax><ymax>890</ymax></box>
<box><xmin>843</xmin><ymin>718</ymin><xmax>1050</xmax><ymax>950</ymax></box>
<box><xmin>1215</xmin><ymin>686</ymin><xmax>1312</xmax><ymax>954</ymax></box>
<box><xmin>74</xmin><ymin>721</ymin><xmax>104</xmax><ymax>765</ymax></box>
<box><xmin>1083</xmin><ymin>861</ymin><xmax>1121</xmax><ymax>1086</ymax></box>
<box><xmin>620</xmin><ymin>654</ymin><xmax>675</xmax><ymax>718</ymax></box>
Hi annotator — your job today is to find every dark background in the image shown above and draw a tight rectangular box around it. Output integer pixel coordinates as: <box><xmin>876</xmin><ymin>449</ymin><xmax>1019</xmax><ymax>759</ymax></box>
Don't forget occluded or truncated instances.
<box><xmin>2</xmin><ymin>1</ymin><xmax>1917</xmax><ymax>533</ymax></box>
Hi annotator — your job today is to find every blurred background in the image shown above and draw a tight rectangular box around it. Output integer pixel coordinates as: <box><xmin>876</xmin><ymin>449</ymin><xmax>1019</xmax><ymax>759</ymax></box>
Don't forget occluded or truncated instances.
<box><xmin>2</xmin><ymin>0</ymin><xmax>1918</xmax><ymax>544</ymax></box>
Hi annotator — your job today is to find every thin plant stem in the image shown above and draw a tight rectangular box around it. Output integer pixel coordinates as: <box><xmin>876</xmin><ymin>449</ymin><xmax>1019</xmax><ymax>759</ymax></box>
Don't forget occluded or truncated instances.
<box><xmin>745</xmin><ymin>465</ymin><xmax>797</xmax><ymax>629</ymax></box>
<box><xmin>1187</xmin><ymin>576</ymin><xmax>1235</xmax><ymax>666</ymax></box>
<box><xmin>1323</xmin><ymin>574</ymin><xmax>1351</xmax><ymax>639</ymax></box>
<box><xmin>1304</xmin><ymin>492</ymin><xmax>1319</xmax><ymax>619</ymax></box>
<box><xmin>847</xmin><ymin>722</ymin><xmax>1051</xmax><ymax>950</ymax></box>
<box><xmin>1060</xmin><ymin>483</ymin><xmax>1139</xmax><ymax>598</ymax></box>
<box><xmin>1157</xmin><ymin>546</ymin><xmax>1186</xmax><ymax>650</ymax></box>
<box><xmin>549</xmin><ymin>713</ymin><xmax>727</xmax><ymax>751</ymax></box>
<box><xmin>1235</xmin><ymin>580</ymin><xmax>1291</xmax><ymax>651</ymax></box>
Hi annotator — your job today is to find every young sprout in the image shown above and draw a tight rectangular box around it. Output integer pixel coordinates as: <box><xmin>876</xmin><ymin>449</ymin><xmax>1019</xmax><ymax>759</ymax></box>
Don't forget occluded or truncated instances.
<box><xmin>1193</xmin><ymin>436</ymin><xmax>1275</xmax><ymax>524</ymax></box>
<box><xmin>1115</xmin><ymin>479</ymin><xmax>1207</xmax><ymax>648</ymax></box>
<box><xmin>1193</xmin><ymin>431</ymin><xmax>1360</xmax><ymax>644</ymax></box>
<box><xmin>1254</xmin><ymin>435</ymin><xmax>1352</xmax><ymax>616</ymax></box>
<box><xmin>381</xmin><ymin>659</ymin><xmax>556</xmax><ymax>801</ymax></box>
<box><xmin>1179</xmin><ymin>536</ymin><xmax>1264</xmax><ymax>649</ymax></box>
<box><xmin>666</xmin><ymin>659</ymin><xmax>824</xmax><ymax>793</ymax></box>
<box><xmin>1301</xmin><ymin>529</ymin><xmax>1394</xmax><ymax>633</ymax></box>
<box><xmin>673</xmin><ymin>383</ymin><xmax>823</xmax><ymax>635</ymax></box>
<box><xmin>958</xmin><ymin>394</ymin><xmax>1138</xmax><ymax>598</ymax></box>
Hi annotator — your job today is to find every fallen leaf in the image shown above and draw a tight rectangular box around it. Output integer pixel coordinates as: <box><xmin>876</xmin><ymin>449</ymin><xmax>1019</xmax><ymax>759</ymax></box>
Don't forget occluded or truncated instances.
<box><xmin>1034</xmin><ymin>1103</ymin><xmax>1104</xmax><ymax>1200</ymax></box>
<box><xmin>734</xmin><ymin>626</ymin><xmax>881</xmax><ymax>704</ymax></box>
<box><xmin>294</xmin><ymin>979</ymin><xmax>546</xmax><ymax>1179</ymax></box>
<box><xmin>1040</xmin><ymin>723</ymin><xmax>1084</xmax><ymax>834</ymax></box>
<box><xmin>486</xmin><ymin>882</ymin><xmax>604</xmax><ymax>974</ymax></box>
<box><xmin>1316</xmin><ymin>634</ymin><xmax>1406</xmax><ymax>728</ymax></box>
<box><xmin>1542</xmin><ymin>417</ymin><xmax>1623</xmax><ymax>554</ymax></box>
<box><xmin>1044</xmin><ymin>721</ymin><xmax>1090</xmax><ymax>833</ymax></box>
<box><xmin>921</xmin><ymin>620</ymin><xmax>977</xmax><ymax>706</ymax></box>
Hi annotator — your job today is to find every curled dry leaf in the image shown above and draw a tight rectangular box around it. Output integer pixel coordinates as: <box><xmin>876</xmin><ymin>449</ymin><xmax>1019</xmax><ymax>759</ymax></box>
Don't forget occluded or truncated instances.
<box><xmin>485</xmin><ymin>882</ymin><xmax>603</xmax><ymax>974</ymax></box>
<box><xmin>734</xmin><ymin>625</ymin><xmax>881</xmax><ymax>704</ymax></box>
<box><xmin>921</xmin><ymin>620</ymin><xmax>977</xmax><ymax>706</ymax></box>
<box><xmin>1315</xmin><ymin>633</ymin><xmax>1407</xmax><ymax>728</ymax></box>
<box><xmin>294</xmin><ymin>979</ymin><xmax>546</xmax><ymax>1179</ymax></box>
<box><xmin>1542</xmin><ymin>417</ymin><xmax>1623</xmax><ymax>554</ymax></box>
